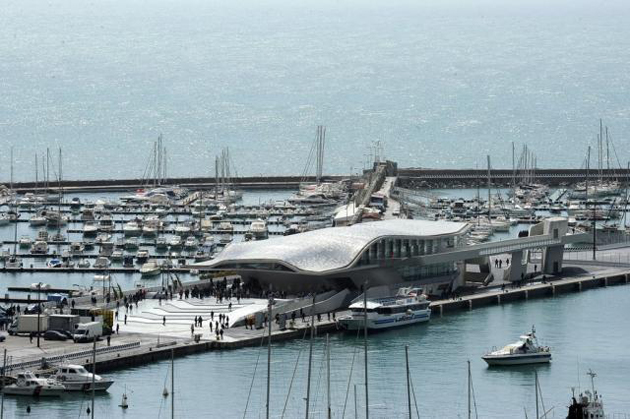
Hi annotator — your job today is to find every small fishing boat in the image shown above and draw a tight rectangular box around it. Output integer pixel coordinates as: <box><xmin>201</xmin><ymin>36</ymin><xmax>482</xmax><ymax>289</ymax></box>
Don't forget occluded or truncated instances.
<box><xmin>338</xmin><ymin>287</ymin><xmax>431</xmax><ymax>331</ymax></box>
<box><xmin>77</xmin><ymin>259</ymin><xmax>91</xmax><ymax>268</ymax></box>
<box><xmin>30</xmin><ymin>240</ymin><xmax>48</xmax><ymax>254</ymax></box>
<box><xmin>2</xmin><ymin>371</ymin><xmax>65</xmax><ymax>397</ymax></box>
<box><xmin>567</xmin><ymin>370</ymin><xmax>605</xmax><ymax>419</ymax></box>
<box><xmin>482</xmin><ymin>326</ymin><xmax>551</xmax><ymax>366</ymax></box>
<box><xmin>135</xmin><ymin>250</ymin><xmax>149</xmax><ymax>264</ymax></box>
<box><xmin>18</xmin><ymin>236</ymin><xmax>32</xmax><ymax>248</ymax></box>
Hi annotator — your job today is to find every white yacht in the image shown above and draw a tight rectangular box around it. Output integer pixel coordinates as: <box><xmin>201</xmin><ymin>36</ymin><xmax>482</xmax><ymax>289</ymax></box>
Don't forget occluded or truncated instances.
<box><xmin>83</xmin><ymin>222</ymin><xmax>99</xmax><ymax>236</ymax></box>
<box><xmin>69</xmin><ymin>242</ymin><xmax>85</xmax><ymax>255</ymax></box>
<box><xmin>169</xmin><ymin>236</ymin><xmax>182</xmax><ymax>248</ymax></box>
<box><xmin>53</xmin><ymin>364</ymin><xmax>114</xmax><ymax>392</ymax></box>
<box><xmin>30</xmin><ymin>240</ymin><xmax>48</xmax><ymax>254</ymax></box>
<box><xmin>248</xmin><ymin>219</ymin><xmax>269</xmax><ymax>240</ymax></box>
<box><xmin>1</xmin><ymin>371</ymin><xmax>65</xmax><ymax>397</ymax></box>
<box><xmin>140</xmin><ymin>260</ymin><xmax>161</xmax><ymax>277</ymax></box>
<box><xmin>5</xmin><ymin>255</ymin><xmax>23</xmax><ymax>269</ymax></box>
<box><xmin>29</xmin><ymin>212</ymin><xmax>47</xmax><ymax>227</ymax></box>
<box><xmin>184</xmin><ymin>236</ymin><xmax>198</xmax><ymax>249</ymax></box>
<box><xmin>125</xmin><ymin>236</ymin><xmax>139</xmax><ymax>250</ymax></box>
<box><xmin>135</xmin><ymin>249</ymin><xmax>149</xmax><ymax>264</ymax></box>
<box><xmin>123</xmin><ymin>220</ymin><xmax>142</xmax><ymax>236</ymax></box>
<box><xmin>482</xmin><ymin>326</ymin><xmax>551</xmax><ymax>366</ymax></box>
<box><xmin>19</xmin><ymin>236</ymin><xmax>32</xmax><ymax>248</ymax></box>
<box><xmin>338</xmin><ymin>287</ymin><xmax>431</xmax><ymax>331</ymax></box>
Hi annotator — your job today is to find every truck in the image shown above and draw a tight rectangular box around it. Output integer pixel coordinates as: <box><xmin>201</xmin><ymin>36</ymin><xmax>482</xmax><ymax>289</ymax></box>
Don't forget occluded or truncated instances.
<box><xmin>8</xmin><ymin>314</ymin><xmax>49</xmax><ymax>336</ymax></box>
<box><xmin>48</xmin><ymin>314</ymin><xmax>81</xmax><ymax>334</ymax></box>
<box><xmin>73</xmin><ymin>321</ymin><xmax>103</xmax><ymax>343</ymax></box>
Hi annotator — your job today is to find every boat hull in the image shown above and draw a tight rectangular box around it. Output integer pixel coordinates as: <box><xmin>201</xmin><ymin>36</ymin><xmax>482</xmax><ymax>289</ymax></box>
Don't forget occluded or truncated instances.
<box><xmin>2</xmin><ymin>386</ymin><xmax>64</xmax><ymax>397</ymax></box>
<box><xmin>339</xmin><ymin>310</ymin><xmax>431</xmax><ymax>331</ymax></box>
<box><xmin>61</xmin><ymin>380</ymin><xmax>114</xmax><ymax>392</ymax></box>
<box><xmin>482</xmin><ymin>353</ymin><xmax>551</xmax><ymax>366</ymax></box>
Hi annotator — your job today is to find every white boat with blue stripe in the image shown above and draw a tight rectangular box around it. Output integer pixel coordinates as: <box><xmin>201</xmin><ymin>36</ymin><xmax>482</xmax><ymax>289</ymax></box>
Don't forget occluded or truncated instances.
<box><xmin>338</xmin><ymin>287</ymin><xmax>431</xmax><ymax>331</ymax></box>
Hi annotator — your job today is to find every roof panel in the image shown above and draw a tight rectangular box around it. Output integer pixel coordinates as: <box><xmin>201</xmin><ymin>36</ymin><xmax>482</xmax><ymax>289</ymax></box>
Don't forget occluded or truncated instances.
<box><xmin>199</xmin><ymin>219</ymin><xmax>469</xmax><ymax>273</ymax></box>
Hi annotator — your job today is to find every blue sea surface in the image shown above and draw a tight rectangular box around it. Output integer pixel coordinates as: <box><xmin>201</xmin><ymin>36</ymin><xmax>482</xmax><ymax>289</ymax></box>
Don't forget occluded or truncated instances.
<box><xmin>1</xmin><ymin>0</ymin><xmax>630</xmax><ymax>181</ymax></box>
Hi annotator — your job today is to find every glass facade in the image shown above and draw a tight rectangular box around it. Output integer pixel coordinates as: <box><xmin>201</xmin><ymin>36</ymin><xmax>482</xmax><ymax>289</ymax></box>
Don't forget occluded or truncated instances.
<box><xmin>356</xmin><ymin>236</ymin><xmax>458</xmax><ymax>281</ymax></box>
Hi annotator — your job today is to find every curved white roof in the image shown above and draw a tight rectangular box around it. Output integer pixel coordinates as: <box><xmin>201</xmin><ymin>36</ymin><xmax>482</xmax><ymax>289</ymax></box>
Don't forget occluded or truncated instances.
<box><xmin>198</xmin><ymin>219</ymin><xmax>468</xmax><ymax>273</ymax></box>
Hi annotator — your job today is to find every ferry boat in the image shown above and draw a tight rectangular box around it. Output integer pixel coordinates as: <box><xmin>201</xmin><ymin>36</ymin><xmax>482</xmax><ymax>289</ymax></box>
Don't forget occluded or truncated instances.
<box><xmin>567</xmin><ymin>370</ymin><xmax>604</xmax><ymax>419</ymax></box>
<box><xmin>482</xmin><ymin>326</ymin><xmax>551</xmax><ymax>366</ymax></box>
<box><xmin>338</xmin><ymin>287</ymin><xmax>431</xmax><ymax>331</ymax></box>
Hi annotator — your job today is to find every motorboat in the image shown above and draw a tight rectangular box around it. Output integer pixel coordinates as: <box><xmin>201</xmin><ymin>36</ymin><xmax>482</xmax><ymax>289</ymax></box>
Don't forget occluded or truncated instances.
<box><xmin>338</xmin><ymin>287</ymin><xmax>431</xmax><ymax>331</ymax></box>
<box><xmin>45</xmin><ymin>211</ymin><xmax>69</xmax><ymax>227</ymax></box>
<box><xmin>135</xmin><ymin>250</ymin><xmax>149</xmax><ymax>264</ymax></box>
<box><xmin>111</xmin><ymin>250</ymin><xmax>123</xmax><ymax>262</ymax></box>
<box><xmin>69</xmin><ymin>242</ymin><xmax>85</xmax><ymax>255</ymax></box>
<box><xmin>93</xmin><ymin>257</ymin><xmax>111</xmax><ymax>270</ymax></box>
<box><xmin>98</xmin><ymin>215</ymin><xmax>115</xmax><ymax>232</ymax></box>
<box><xmin>184</xmin><ymin>236</ymin><xmax>198</xmax><ymax>249</ymax></box>
<box><xmin>567</xmin><ymin>370</ymin><xmax>605</xmax><ymax>419</ymax></box>
<box><xmin>174</xmin><ymin>223</ymin><xmax>191</xmax><ymax>236</ymax></box>
<box><xmin>140</xmin><ymin>260</ymin><xmax>161</xmax><ymax>277</ymax></box>
<box><xmin>47</xmin><ymin>258</ymin><xmax>63</xmax><ymax>268</ymax></box>
<box><xmin>83</xmin><ymin>222</ymin><xmax>99</xmax><ymax>236</ymax></box>
<box><xmin>482</xmin><ymin>326</ymin><xmax>551</xmax><ymax>366</ymax></box>
<box><xmin>217</xmin><ymin>221</ymin><xmax>233</xmax><ymax>233</ymax></box>
<box><xmin>36</xmin><ymin>229</ymin><xmax>49</xmax><ymax>242</ymax></box>
<box><xmin>1</xmin><ymin>371</ymin><xmax>65</xmax><ymax>397</ymax></box>
<box><xmin>124</xmin><ymin>237</ymin><xmax>139</xmax><ymax>250</ymax></box>
<box><xmin>30</xmin><ymin>240</ymin><xmax>48</xmax><ymax>254</ymax></box>
<box><xmin>19</xmin><ymin>236</ymin><xmax>32</xmax><ymax>248</ymax></box>
<box><xmin>53</xmin><ymin>364</ymin><xmax>114</xmax><ymax>392</ymax></box>
<box><xmin>155</xmin><ymin>237</ymin><xmax>168</xmax><ymax>250</ymax></box>
<box><xmin>50</xmin><ymin>232</ymin><xmax>66</xmax><ymax>243</ymax></box>
<box><xmin>77</xmin><ymin>259</ymin><xmax>91</xmax><ymax>268</ymax></box>
<box><xmin>29</xmin><ymin>212</ymin><xmax>47</xmax><ymax>227</ymax></box>
<box><xmin>5</xmin><ymin>255</ymin><xmax>23</xmax><ymax>269</ymax></box>
<box><xmin>123</xmin><ymin>220</ymin><xmax>142</xmax><ymax>236</ymax></box>
<box><xmin>96</xmin><ymin>233</ymin><xmax>112</xmax><ymax>244</ymax></box>
<box><xmin>248</xmin><ymin>219</ymin><xmax>268</xmax><ymax>240</ymax></box>
<box><xmin>169</xmin><ymin>236</ymin><xmax>182</xmax><ymax>248</ymax></box>
<box><xmin>142</xmin><ymin>224</ymin><xmax>158</xmax><ymax>237</ymax></box>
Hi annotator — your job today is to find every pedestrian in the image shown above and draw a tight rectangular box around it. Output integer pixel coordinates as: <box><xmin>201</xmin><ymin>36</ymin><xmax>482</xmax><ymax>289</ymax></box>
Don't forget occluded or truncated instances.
<box><xmin>225</xmin><ymin>316</ymin><xmax>229</xmax><ymax>327</ymax></box>
<box><xmin>115</xmin><ymin>310</ymin><xmax>118</xmax><ymax>320</ymax></box>
<box><xmin>199</xmin><ymin>316</ymin><xmax>203</xmax><ymax>327</ymax></box>
<box><xmin>71</xmin><ymin>299</ymin><xmax>75</xmax><ymax>309</ymax></box>
<box><xmin>506</xmin><ymin>258</ymin><xmax>510</xmax><ymax>267</ymax></box>
<box><xmin>332</xmin><ymin>312</ymin><xmax>336</xmax><ymax>321</ymax></box>
<box><xmin>317</xmin><ymin>313</ymin><xmax>321</xmax><ymax>323</ymax></box>
<box><xmin>534</xmin><ymin>264</ymin><xmax>537</xmax><ymax>272</ymax></box>
<box><xmin>191</xmin><ymin>323</ymin><xmax>194</xmax><ymax>336</ymax></box>
<box><xmin>495</xmin><ymin>259</ymin><xmax>498</xmax><ymax>268</ymax></box>
<box><xmin>209</xmin><ymin>322</ymin><xmax>213</xmax><ymax>333</ymax></box>
<box><xmin>215</xmin><ymin>321</ymin><xmax>219</xmax><ymax>331</ymax></box>
<box><xmin>228</xmin><ymin>302</ymin><xmax>232</xmax><ymax>312</ymax></box>
<box><xmin>327</xmin><ymin>312</ymin><xmax>331</xmax><ymax>321</ymax></box>
<box><xmin>163</xmin><ymin>316</ymin><xmax>166</xmax><ymax>326</ymax></box>
<box><xmin>219</xmin><ymin>328</ymin><xmax>224</xmax><ymax>340</ymax></box>
<box><xmin>107</xmin><ymin>335</ymin><xmax>111</xmax><ymax>346</ymax></box>
<box><xmin>124</xmin><ymin>314</ymin><xmax>127</xmax><ymax>325</ymax></box>
<box><xmin>210</xmin><ymin>311</ymin><xmax>214</xmax><ymax>321</ymax></box>
<box><xmin>29</xmin><ymin>332</ymin><xmax>33</xmax><ymax>343</ymax></box>
<box><xmin>499</xmin><ymin>260</ymin><xmax>503</xmax><ymax>268</ymax></box>
<box><xmin>116</xmin><ymin>323</ymin><xmax>119</xmax><ymax>334</ymax></box>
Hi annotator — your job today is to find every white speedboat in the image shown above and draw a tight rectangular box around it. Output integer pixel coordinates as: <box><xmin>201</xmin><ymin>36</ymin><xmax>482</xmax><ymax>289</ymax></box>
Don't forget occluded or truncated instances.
<box><xmin>2</xmin><ymin>371</ymin><xmax>65</xmax><ymax>397</ymax></box>
<box><xmin>5</xmin><ymin>255</ymin><xmax>23</xmax><ymax>269</ymax></box>
<box><xmin>184</xmin><ymin>236</ymin><xmax>198</xmax><ymax>249</ymax></box>
<box><xmin>83</xmin><ymin>222</ymin><xmax>99</xmax><ymax>236</ymax></box>
<box><xmin>169</xmin><ymin>236</ymin><xmax>182</xmax><ymax>248</ymax></box>
<box><xmin>70</xmin><ymin>242</ymin><xmax>85</xmax><ymax>255</ymax></box>
<box><xmin>140</xmin><ymin>260</ymin><xmax>161</xmax><ymax>277</ymax></box>
<box><xmin>248</xmin><ymin>219</ymin><xmax>269</xmax><ymax>240</ymax></box>
<box><xmin>53</xmin><ymin>364</ymin><xmax>114</xmax><ymax>392</ymax></box>
<box><xmin>135</xmin><ymin>249</ymin><xmax>149</xmax><ymax>264</ymax></box>
<box><xmin>29</xmin><ymin>213</ymin><xmax>47</xmax><ymax>227</ymax></box>
<box><xmin>338</xmin><ymin>287</ymin><xmax>431</xmax><ymax>331</ymax></box>
<box><xmin>482</xmin><ymin>327</ymin><xmax>551</xmax><ymax>366</ymax></box>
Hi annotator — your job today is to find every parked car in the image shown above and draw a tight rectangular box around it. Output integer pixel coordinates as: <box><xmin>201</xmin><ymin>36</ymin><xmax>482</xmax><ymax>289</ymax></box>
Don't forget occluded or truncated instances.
<box><xmin>44</xmin><ymin>330</ymin><xmax>69</xmax><ymax>341</ymax></box>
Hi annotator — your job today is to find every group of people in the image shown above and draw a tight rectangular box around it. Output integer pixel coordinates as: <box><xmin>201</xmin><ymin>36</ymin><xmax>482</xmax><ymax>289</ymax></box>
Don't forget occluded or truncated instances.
<box><xmin>494</xmin><ymin>258</ymin><xmax>510</xmax><ymax>269</ymax></box>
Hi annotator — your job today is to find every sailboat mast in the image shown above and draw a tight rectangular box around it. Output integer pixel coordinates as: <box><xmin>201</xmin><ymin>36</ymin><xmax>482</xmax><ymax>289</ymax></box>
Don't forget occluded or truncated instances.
<box><xmin>363</xmin><ymin>282</ymin><xmax>369</xmax><ymax>419</ymax></box>
<box><xmin>91</xmin><ymin>338</ymin><xmax>96</xmax><ymax>419</ymax></box>
<box><xmin>535</xmin><ymin>370</ymin><xmax>539</xmax><ymax>419</ymax></box>
<box><xmin>326</xmin><ymin>333</ymin><xmax>331</xmax><ymax>419</ymax></box>
<box><xmin>171</xmin><ymin>348</ymin><xmax>174</xmax><ymax>419</ymax></box>
<box><xmin>467</xmin><ymin>360</ymin><xmax>471</xmax><ymax>419</ymax></box>
<box><xmin>305</xmin><ymin>294</ymin><xmax>315</xmax><ymax>419</ymax></box>
<box><xmin>405</xmin><ymin>345</ymin><xmax>412</xmax><ymax>419</ymax></box>
<box><xmin>266</xmin><ymin>294</ymin><xmax>272</xmax><ymax>419</ymax></box>
<box><xmin>487</xmin><ymin>155</ymin><xmax>491</xmax><ymax>222</ymax></box>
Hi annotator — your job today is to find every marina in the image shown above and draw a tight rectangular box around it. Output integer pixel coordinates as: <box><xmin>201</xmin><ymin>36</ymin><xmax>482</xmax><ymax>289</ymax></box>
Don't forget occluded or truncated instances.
<box><xmin>3</xmin><ymin>0</ymin><xmax>630</xmax><ymax>416</ymax></box>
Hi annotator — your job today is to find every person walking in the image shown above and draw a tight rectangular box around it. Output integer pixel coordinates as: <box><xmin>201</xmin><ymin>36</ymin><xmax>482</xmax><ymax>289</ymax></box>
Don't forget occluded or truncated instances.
<box><xmin>219</xmin><ymin>328</ymin><xmax>224</xmax><ymax>340</ymax></box>
<box><xmin>116</xmin><ymin>323</ymin><xmax>119</xmax><ymax>334</ymax></box>
<box><xmin>163</xmin><ymin>316</ymin><xmax>166</xmax><ymax>326</ymax></box>
<box><xmin>124</xmin><ymin>314</ymin><xmax>127</xmax><ymax>325</ymax></box>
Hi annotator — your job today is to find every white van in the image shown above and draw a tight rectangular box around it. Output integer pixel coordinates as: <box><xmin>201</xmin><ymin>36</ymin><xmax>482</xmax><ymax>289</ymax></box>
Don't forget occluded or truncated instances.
<box><xmin>73</xmin><ymin>322</ymin><xmax>102</xmax><ymax>343</ymax></box>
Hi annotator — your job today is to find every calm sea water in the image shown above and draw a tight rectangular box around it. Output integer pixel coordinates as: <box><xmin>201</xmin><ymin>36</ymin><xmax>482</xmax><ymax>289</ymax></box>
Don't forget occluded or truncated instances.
<box><xmin>2</xmin><ymin>284</ymin><xmax>629</xmax><ymax>418</ymax></box>
<box><xmin>2</xmin><ymin>0</ymin><xmax>630</xmax><ymax>181</ymax></box>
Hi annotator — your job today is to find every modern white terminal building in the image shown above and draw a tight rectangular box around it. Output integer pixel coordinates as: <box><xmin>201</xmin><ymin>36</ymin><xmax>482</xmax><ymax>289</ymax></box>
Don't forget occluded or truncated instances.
<box><xmin>198</xmin><ymin>218</ymin><xmax>587</xmax><ymax>295</ymax></box>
